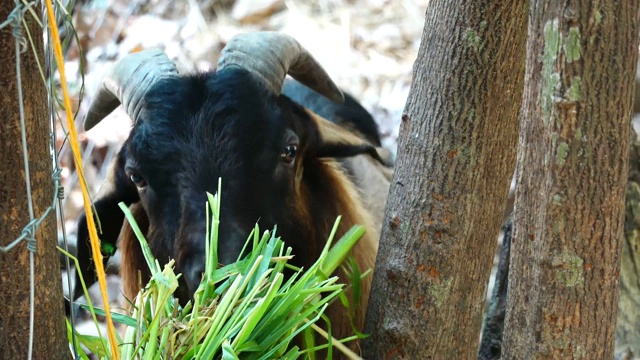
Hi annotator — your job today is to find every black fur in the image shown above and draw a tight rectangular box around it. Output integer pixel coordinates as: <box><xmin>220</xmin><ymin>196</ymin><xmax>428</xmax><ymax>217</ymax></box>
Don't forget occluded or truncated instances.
<box><xmin>282</xmin><ymin>78</ymin><xmax>382</xmax><ymax>146</ymax></box>
<box><xmin>478</xmin><ymin>220</ymin><xmax>512</xmax><ymax>360</ymax></box>
<box><xmin>70</xmin><ymin>67</ymin><xmax>382</xmax><ymax>308</ymax></box>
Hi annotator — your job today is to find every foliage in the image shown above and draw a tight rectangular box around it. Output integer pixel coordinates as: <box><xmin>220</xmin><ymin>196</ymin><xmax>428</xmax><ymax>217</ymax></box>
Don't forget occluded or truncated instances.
<box><xmin>67</xmin><ymin>179</ymin><xmax>367</xmax><ymax>359</ymax></box>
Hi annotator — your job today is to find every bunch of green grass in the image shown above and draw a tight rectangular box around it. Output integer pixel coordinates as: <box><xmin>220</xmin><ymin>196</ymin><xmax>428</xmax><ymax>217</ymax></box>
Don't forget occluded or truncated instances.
<box><xmin>67</xmin><ymin>179</ymin><xmax>368</xmax><ymax>359</ymax></box>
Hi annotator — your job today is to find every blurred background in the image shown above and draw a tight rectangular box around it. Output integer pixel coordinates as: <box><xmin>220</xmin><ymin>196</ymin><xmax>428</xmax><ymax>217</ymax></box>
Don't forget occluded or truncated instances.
<box><xmin>56</xmin><ymin>0</ymin><xmax>428</xmax><ymax>317</ymax></box>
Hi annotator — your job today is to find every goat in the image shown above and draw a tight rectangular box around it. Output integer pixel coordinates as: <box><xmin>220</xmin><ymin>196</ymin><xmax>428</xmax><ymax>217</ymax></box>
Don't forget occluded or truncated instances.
<box><xmin>71</xmin><ymin>31</ymin><xmax>392</xmax><ymax>355</ymax></box>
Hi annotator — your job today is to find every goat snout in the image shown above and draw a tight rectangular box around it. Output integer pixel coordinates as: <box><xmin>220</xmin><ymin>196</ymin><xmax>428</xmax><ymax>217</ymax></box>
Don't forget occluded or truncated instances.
<box><xmin>182</xmin><ymin>254</ymin><xmax>206</xmax><ymax>297</ymax></box>
<box><xmin>177</xmin><ymin>220</ymin><xmax>207</xmax><ymax>297</ymax></box>
<box><xmin>217</xmin><ymin>222</ymin><xmax>251</xmax><ymax>265</ymax></box>
<box><xmin>178</xmin><ymin>220</ymin><xmax>252</xmax><ymax>298</ymax></box>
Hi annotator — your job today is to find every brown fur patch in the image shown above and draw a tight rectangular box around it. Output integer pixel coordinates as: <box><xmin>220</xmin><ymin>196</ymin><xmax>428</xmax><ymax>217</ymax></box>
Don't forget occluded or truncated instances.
<box><xmin>118</xmin><ymin>203</ymin><xmax>150</xmax><ymax>307</ymax></box>
<box><xmin>291</xmin><ymin>157</ymin><xmax>380</xmax><ymax>356</ymax></box>
<box><xmin>305</xmin><ymin>109</ymin><xmax>391</xmax><ymax>165</ymax></box>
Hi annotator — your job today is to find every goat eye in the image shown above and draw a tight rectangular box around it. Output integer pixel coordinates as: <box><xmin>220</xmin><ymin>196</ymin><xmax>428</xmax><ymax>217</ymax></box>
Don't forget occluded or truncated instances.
<box><xmin>129</xmin><ymin>173</ymin><xmax>147</xmax><ymax>188</ymax></box>
<box><xmin>281</xmin><ymin>144</ymin><xmax>298</xmax><ymax>164</ymax></box>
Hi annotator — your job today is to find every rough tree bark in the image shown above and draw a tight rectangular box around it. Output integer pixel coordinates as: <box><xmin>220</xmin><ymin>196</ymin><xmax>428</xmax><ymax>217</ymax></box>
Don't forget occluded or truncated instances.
<box><xmin>361</xmin><ymin>1</ymin><xmax>527</xmax><ymax>358</ymax></box>
<box><xmin>478</xmin><ymin>139</ymin><xmax>640</xmax><ymax>360</ymax></box>
<box><xmin>502</xmin><ymin>2</ymin><xmax>640</xmax><ymax>359</ymax></box>
<box><xmin>0</xmin><ymin>1</ymin><xmax>68</xmax><ymax>358</ymax></box>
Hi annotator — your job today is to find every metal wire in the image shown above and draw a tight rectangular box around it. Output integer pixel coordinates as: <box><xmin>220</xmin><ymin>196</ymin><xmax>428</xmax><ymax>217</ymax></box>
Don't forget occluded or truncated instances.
<box><xmin>0</xmin><ymin>0</ymin><xmax>78</xmax><ymax>358</ymax></box>
<box><xmin>43</xmin><ymin>1</ymin><xmax>80</xmax><ymax>355</ymax></box>
<box><xmin>7</xmin><ymin>2</ymin><xmax>36</xmax><ymax>357</ymax></box>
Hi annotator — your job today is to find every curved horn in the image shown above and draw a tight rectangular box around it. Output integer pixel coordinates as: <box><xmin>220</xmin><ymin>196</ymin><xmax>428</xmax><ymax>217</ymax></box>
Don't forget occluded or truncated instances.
<box><xmin>83</xmin><ymin>49</ymin><xmax>179</xmax><ymax>131</ymax></box>
<box><xmin>217</xmin><ymin>32</ymin><xmax>345</xmax><ymax>104</ymax></box>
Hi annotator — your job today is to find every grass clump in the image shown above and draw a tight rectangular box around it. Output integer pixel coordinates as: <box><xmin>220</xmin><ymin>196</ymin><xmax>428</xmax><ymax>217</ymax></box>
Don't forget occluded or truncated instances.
<box><xmin>68</xmin><ymin>179</ymin><xmax>368</xmax><ymax>359</ymax></box>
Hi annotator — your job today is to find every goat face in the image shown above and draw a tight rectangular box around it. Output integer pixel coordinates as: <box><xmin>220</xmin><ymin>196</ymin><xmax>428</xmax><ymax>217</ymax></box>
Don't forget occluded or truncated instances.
<box><xmin>73</xmin><ymin>32</ymin><xmax>386</xmax><ymax>305</ymax></box>
<box><xmin>120</xmin><ymin>69</ymin><xmax>381</xmax><ymax>297</ymax></box>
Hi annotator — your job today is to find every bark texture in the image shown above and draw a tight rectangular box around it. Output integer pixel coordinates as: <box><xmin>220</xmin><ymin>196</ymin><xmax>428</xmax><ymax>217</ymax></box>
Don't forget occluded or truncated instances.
<box><xmin>634</xmin><ymin>61</ymin><xmax>640</xmax><ymax>115</ymax></box>
<box><xmin>0</xmin><ymin>1</ymin><xmax>68</xmax><ymax>358</ymax></box>
<box><xmin>502</xmin><ymin>2</ymin><xmax>640</xmax><ymax>359</ymax></box>
<box><xmin>615</xmin><ymin>138</ymin><xmax>640</xmax><ymax>360</ymax></box>
<box><xmin>361</xmin><ymin>1</ymin><xmax>527</xmax><ymax>358</ymax></box>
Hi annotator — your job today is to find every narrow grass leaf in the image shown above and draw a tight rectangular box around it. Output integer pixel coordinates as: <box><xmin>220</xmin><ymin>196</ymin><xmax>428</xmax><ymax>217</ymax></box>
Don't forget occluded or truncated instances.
<box><xmin>119</xmin><ymin>202</ymin><xmax>160</xmax><ymax>274</ymax></box>
<box><xmin>321</xmin><ymin>225</ymin><xmax>365</xmax><ymax>276</ymax></box>
<box><xmin>232</xmin><ymin>272</ymin><xmax>284</xmax><ymax>349</ymax></box>
<box><xmin>222</xmin><ymin>340</ymin><xmax>240</xmax><ymax>360</ymax></box>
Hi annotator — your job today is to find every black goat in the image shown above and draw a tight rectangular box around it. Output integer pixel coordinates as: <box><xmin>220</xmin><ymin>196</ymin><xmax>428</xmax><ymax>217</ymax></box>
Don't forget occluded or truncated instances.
<box><xmin>70</xmin><ymin>32</ymin><xmax>392</xmax><ymax>355</ymax></box>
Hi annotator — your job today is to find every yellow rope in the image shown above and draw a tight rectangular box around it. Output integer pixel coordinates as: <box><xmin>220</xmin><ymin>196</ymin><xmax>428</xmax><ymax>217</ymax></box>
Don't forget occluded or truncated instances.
<box><xmin>43</xmin><ymin>1</ymin><xmax>120</xmax><ymax>358</ymax></box>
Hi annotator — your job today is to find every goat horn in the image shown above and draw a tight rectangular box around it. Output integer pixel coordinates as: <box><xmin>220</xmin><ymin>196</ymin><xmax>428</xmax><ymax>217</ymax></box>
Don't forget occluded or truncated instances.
<box><xmin>83</xmin><ymin>49</ymin><xmax>179</xmax><ymax>131</ymax></box>
<box><xmin>217</xmin><ymin>32</ymin><xmax>345</xmax><ymax>104</ymax></box>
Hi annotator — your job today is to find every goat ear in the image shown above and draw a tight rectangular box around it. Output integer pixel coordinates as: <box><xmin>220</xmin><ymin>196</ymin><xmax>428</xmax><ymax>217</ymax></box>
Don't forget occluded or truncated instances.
<box><xmin>71</xmin><ymin>144</ymin><xmax>139</xmax><ymax>305</ymax></box>
<box><xmin>304</xmin><ymin>108</ymin><xmax>392</xmax><ymax>165</ymax></box>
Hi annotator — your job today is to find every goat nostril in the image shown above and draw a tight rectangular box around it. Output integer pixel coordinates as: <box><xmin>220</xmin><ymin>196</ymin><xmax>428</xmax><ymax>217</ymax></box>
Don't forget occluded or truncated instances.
<box><xmin>183</xmin><ymin>257</ymin><xmax>206</xmax><ymax>297</ymax></box>
<box><xmin>218</xmin><ymin>224</ymin><xmax>251</xmax><ymax>265</ymax></box>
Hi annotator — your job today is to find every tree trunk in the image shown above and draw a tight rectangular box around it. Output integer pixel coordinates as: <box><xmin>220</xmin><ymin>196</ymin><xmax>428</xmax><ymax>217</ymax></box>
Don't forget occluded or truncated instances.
<box><xmin>634</xmin><ymin>56</ymin><xmax>640</xmax><ymax>115</ymax></box>
<box><xmin>615</xmin><ymin>137</ymin><xmax>640</xmax><ymax>360</ymax></box>
<box><xmin>502</xmin><ymin>2</ymin><xmax>640</xmax><ymax>359</ymax></box>
<box><xmin>362</xmin><ymin>1</ymin><xmax>527</xmax><ymax>358</ymax></box>
<box><xmin>0</xmin><ymin>1</ymin><xmax>68</xmax><ymax>358</ymax></box>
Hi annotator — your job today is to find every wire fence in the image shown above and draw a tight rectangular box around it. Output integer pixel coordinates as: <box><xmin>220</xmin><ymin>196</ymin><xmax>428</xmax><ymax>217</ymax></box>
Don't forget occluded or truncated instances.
<box><xmin>0</xmin><ymin>0</ymin><xmax>111</xmax><ymax>358</ymax></box>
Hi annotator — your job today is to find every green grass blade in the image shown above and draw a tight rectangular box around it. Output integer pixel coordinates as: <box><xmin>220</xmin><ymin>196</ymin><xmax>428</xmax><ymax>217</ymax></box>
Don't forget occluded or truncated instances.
<box><xmin>321</xmin><ymin>225</ymin><xmax>366</xmax><ymax>277</ymax></box>
<box><xmin>119</xmin><ymin>202</ymin><xmax>160</xmax><ymax>274</ymax></box>
<box><xmin>222</xmin><ymin>340</ymin><xmax>240</xmax><ymax>360</ymax></box>
<box><xmin>232</xmin><ymin>272</ymin><xmax>284</xmax><ymax>349</ymax></box>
